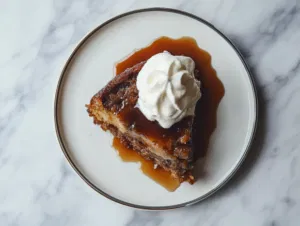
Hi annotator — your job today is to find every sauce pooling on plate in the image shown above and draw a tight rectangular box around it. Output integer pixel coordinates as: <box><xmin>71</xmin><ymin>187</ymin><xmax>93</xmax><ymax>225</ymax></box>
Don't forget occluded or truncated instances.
<box><xmin>113</xmin><ymin>137</ymin><xmax>181</xmax><ymax>191</ymax></box>
<box><xmin>114</xmin><ymin>36</ymin><xmax>225</xmax><ymax>191</ymax></box>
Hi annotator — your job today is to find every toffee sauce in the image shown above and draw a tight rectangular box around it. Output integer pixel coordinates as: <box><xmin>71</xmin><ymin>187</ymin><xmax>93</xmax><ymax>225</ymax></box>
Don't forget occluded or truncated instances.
<box><xmin>113</xmin><ymin>37</ymin><xmax>224</xmax><ymax>191</ymax></box>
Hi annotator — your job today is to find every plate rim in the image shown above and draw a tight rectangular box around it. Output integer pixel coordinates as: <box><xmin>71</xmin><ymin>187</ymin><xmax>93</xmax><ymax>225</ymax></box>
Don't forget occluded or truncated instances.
<box><xmin>54</xmin><ymin>7</ymin><xmax>258</xmax><ymax>210</ymax></box>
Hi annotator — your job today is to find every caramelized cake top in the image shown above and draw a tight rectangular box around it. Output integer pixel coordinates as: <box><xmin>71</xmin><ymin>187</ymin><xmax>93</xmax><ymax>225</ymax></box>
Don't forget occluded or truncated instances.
<box><xmin>90</xmin><ymin>61</ymin><xmax>194</xmax><ymax>161</ymax></box>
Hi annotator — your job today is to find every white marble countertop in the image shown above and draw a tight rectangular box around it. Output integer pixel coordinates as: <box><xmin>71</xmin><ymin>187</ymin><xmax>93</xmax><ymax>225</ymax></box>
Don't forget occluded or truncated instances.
<box><xmin>1</xmin><ymin>0</ymin><xmax>300</xmax><ymax>225</ymax></box>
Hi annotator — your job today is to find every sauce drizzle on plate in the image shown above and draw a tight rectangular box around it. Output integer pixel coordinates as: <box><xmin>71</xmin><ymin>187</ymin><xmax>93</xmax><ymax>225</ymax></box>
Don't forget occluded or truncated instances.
<box><xmin>113</xmin><ymin>36</ymin><xmax>225</xmax><ymax>191</ymax></box>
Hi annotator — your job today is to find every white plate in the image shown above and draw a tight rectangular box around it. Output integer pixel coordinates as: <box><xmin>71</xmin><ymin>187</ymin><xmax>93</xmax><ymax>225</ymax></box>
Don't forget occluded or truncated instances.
<box><xmin>55</xmin><ymin>8</ymin><xmax>257</xmax><ymax>210</ymax></box>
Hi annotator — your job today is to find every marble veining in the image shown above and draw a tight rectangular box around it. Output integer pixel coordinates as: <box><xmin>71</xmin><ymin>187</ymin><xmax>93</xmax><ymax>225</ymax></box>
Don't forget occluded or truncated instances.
<box><xmin>1</xmin><ymin>0</ymin><xmax>300</xmax><ymax>225</ymax></box>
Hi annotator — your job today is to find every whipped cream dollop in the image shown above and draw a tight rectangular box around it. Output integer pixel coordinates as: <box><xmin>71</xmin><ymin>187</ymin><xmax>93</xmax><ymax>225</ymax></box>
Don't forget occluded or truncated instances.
<box><xmin>136</xmin><ymin>51</ymin><xmax>201</xmax><ymax>128</ymax></box>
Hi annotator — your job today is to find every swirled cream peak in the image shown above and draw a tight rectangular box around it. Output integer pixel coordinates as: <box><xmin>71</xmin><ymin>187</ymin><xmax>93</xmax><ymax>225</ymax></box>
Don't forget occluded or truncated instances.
<box><xmin>136</xmin><ymin>51</ymin><xmax>201</xmax><ymax>128</ymax></box>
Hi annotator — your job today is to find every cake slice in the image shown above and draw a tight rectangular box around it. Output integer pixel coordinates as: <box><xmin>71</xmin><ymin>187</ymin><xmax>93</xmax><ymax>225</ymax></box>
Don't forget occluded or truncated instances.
<box><xmin>86</xmin><ymin>61</ymin><xmax>197</xmax><ymax>183</ymax></box>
